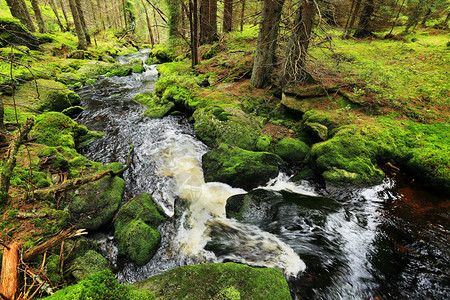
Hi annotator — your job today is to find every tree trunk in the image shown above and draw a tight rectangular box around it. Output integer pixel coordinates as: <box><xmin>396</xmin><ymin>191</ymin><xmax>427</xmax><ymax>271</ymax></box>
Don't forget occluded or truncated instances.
<box><xmin>104</xmin><ymin>0</ymin><xmax>112</xmax><ymax>28</ymax></box>
<box><xmin>343</xmin><ymin>0</ymin><xmax>362</xmax><ymax>38</ymax></box>
<box><xmin>0</xmin><ymin>242</ymin><xmax>20</xmax><ymax>299</ymax></box>
<box><xmin>250</xmin><ymin>0</ymin><xmax>285</xmax><ymax>88</ymax></box>
<box><xmin>209</xmin><ymin>0</ymin><xmax>218</xmax><ymax>42</ymax></box>
<box><xmin>140</xmin><ymin>0</ymin><xmax>154</xmax><ymax>46</ymax></box>
<box><xmin>421</xmin><ymin>8</ymin><xmax>432</xmax><ymax>25</ymax></box>
<box><xmin>0</xmin><ymin>100</ymin><xmax>5</xmax><ymax>133</ymax></box>
<box><xmin>167</xmin><ymin>0</ymin><xmax>181</xmax><ymax>38</ymax></box>
<box><xmin>353</xmin><ymin>0</ymin><xmax>375</xmax><ymax>38</ymax></box>
<box><xmin>75</xmin><ymin>0</ymin><xmax>91</xmax><ymax>45</ymax></box>
<box><xmin>281</xmin><ymin>0</ymin><xmax>316</xmax><ymax>86</ymax></box>
<box><xmin>388</xmin><ymin>0</ymin><xmax>406</xmax><ymax>35</ymax></box>
<box><xmin>5</xmin><ymin>0</ymin><xmax>36</xmax><ymax>32</ymax></box>
<box><xmin>59</xmin><ymin>0</ymin><xmax>70</xmax><ymax>30</ymax></box>
<box><xmin>200</xmin><ymin>0</ymin><xmax>210</xmax><ymax>44</ymax></box>
<box><xmin>153</xmin><ymin>8</ymin><xmax>160</xmax><ymax>43</ymax></box>
<box><xmin>188</xmin><ymin>0</ymin><xmax>199</xmax><ymax>67</ymax></box>
<box><xmin>223</xmin><ymin>0</ymin><xmax>233</xmax><ymax>33</ymax></box>
<box><xmin>30</xmin><ymin>0</ymin><xmax>47</xmax><ymax>33</ymax></box>
<box><xmin>50</xmin><ymin>0</ymin><xmax>65</xmax><ymax>31</ymax></box>
<box><xmin>96</xmin><ymin>0</ymin><xmax>106</xmax><ymax>30</ymax></box>
<box><xmin>240</xmin><ymin>0</ymin><xmax>245</xmax><ymax>31</ymax></box>
<box><xmin>68</xmin><ymin>0</ymin><xmax>87</xmax><ymax>50</ymax></box>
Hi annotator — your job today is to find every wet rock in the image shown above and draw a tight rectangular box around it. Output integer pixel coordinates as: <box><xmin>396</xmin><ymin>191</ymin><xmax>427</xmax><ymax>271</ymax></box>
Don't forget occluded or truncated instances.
<box><xmin>67</xmin><ymin>171</ymin><xmax>125</xmax><ymax>231</ymax></box>
<box><xmin>68</xmin><ymin>50</ymin><xmax>85</xmax><ymax>59</ymax></box>
<box><xmin>274</xmin><ymin>137</ymin><xmax>310</xmax><ymax>164</ymax></box>
<box><xmin>134</xmin><ymin>262</ymin><xmax>292</xmax><ymax>300</ymax></box>
<box><xmin>72</xmin><ymin>250</ymin><xmax>109</xmax><ymax>281</ymax></box>
<box><xmin>133</xmin><ymin>91</ymin><xmax>175</xmax><ymax>118</ymax></box>
<box><xmin>114</xmin><ymin>194</ymin><xmax>166</xmax><ymax>266</ymax></box>
<box><xmin>256</xmin><ymin>134</ymin><xmax>273</xmax><ymax>152</ymax></box>
<box><xmin>202</xmin><ymin>144</ymin><xmax>283</xmax><ymax>190</ymax></box>
<box><xmin>304</xmin><ymin>121</ymin><xmax>328</xmax><ymax>141</ymax></box>
<box><xmin>193</xmin><ymin>106</ymin><xmax>262</xmax><ymax>150</ymax></box>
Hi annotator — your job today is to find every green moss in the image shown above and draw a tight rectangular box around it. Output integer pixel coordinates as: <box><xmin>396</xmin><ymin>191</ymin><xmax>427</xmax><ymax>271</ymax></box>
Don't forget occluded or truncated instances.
<box><xmin>114</xmin><ymin>194</ymin><xmax>166</xmax><ymax>266</ymax></box>
<box><xmin>46</xmin><ymin>254</ymin><xmax>63</xmax><ymax>285</ymax></box>
<box><xmin>149</xmin><ymin>43</ymin><xmax>178</xmax><ymax>62</ymax></box>
<box><xmin>274</xmin><ymin>138</ymin><xmax>310</xmax><ymax>164</ymax></box>
<box><xmin>256</xmin><ymin>135</ymin><xmax>273</xmax><ymax>152</ymax></box>
<box><xmin>67</xmin><ymin>175</ymin><xmax>125</xmax><ymax>230</ymax></box>
<box><xmin>134</xmin><ymin>262</ymin><xmax>291</xmax><ymax>300</ymax></box>
<box><xmin>77</xmin><ymin>61</ymin><xmax>115</xmax><ymax>79</ymax></box>
<box><xmin>202</xmin><ymin>144</ymin><xmax>283</xmax><ymax>190</ymax></box>
<box><xmin>44</xmin><ymin>270</ymin><xmax>155</xmax><ymax>300</ymax></box>
<box><xmin>133</xmin><ymin>91</ymin><xmax>175</xmax><ymax>118</ymax></box>
<box><xmin>193</xmin><ymin>106</ymin><xmax>262</xmax><ymax>150</ymax></box>
<box><xmin>124</xmin><ymin>58</ymin><xmax>145</xmax><ymax>73</ymax></box>
<box><xmin>72</xmin><ymin>250</ymin><xmax>109</xmax><ymax>281</ymax></box>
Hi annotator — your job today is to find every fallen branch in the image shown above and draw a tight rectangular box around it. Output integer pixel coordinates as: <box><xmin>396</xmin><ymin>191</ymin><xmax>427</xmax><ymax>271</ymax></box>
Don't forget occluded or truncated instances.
<box><xmin>23</xmin><ymin>226</ymin><xmax>87</xmax><ymax>262</ymax></box>
<box><xmin>32</xmin><ymin>143</ymin><xmax>134</xmax><ymax>197</ymax></box>
<box><xmin>0</xmin><ymin>242</ymin><xmax>20</xmax><ymax>299</ymax></box>
<box><xmin>0</xmin><ymin>118</ymin><xmax>34</xmax><ymax>203</ymax></box>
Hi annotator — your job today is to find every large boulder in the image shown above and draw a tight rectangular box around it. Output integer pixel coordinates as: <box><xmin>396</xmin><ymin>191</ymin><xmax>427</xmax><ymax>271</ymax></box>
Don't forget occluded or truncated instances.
<box><xmin>72</xmin><ymin>250</ymin><xmax>109</xmax><ymax>281</ymax></box>
<box><xmin>67</xmin><ymin>169</ymin><xmax>126</xmax><ymax>230</ymax></box>
<box><xmin>134</xmin><ymin>262</ymin><xmax>292</xmax><ymax>300</ymax></box>
<box><xmin>132</xmin><ymin>91</ymin><xmax>175</xmax><ymax>118</ymax></box>
<box><xmin>114</xmin><ymin>194</ymin><xmax>167</xmax><ymax>266</ymax></box>
<box><xmin>273</xmin><ymin>137</ymin><xmax>310</xmax><ymax>164</ymax></box>
<box><xmin>193</xmin><ymin>106</ymin><xmax>262</xmax><ymax>150</ymax></box>
<box><xmin>202</xmin><ymin>144</ymin><xmax>283</xmax><ymax>190</ymax></box>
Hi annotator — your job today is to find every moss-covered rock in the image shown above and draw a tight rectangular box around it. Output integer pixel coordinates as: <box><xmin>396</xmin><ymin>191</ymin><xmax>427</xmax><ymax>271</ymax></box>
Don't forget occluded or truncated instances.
<box><xmin>44</xmin><ymin>270</ymin><xmax>155</xmax><ymax>300</ymax></box>
<box><xmin>72</xmin><ymin>250</ymin><xmax>109</xmax><ymax>281</ymax></box>
<box><xmin>149</xmin><ymin>43</ymin><xmax>177</xmax><ymax>62</ymax></box>
<box><xmin>114</xmin><ymin>194</ymin><xmax>166</xmax><ymax>266</ymax></box>
<box><xmin>202</xmin><ymin>144</ymin><xmax>283</xmax><ymax>190</ymax></box>
<box><xmin>76</xmin><ymin>61</ymin><xmax>114</xmax><ymax>79</ymax></box>
<box><xmin>274</xmin><ymin>137</ymin><xmax>310</xmax><ymax>164</ymax></box>
<box><xmin>62</xmin><ymin>105</ymin><xmax>84</xmax><ymax>118</ymax></box>
<box><xmin>133</xmin><ymin>91</ymin><xmax>175</xmax><ymax>118</ymax></box>
<box><xmin>194</xmin><ymin>106</ymin><xmax>262</xmax><ymax>150</ymax></box>
<box><xmin>31</xmin><ymin>112</ymin><xmax>95</xmax><ymax>148</ymax></box>
<box><xmin>124</xmin><ymin>58</ymin><xmax>145</xmax><ymax>73</ymax></box>
<box><xmin>134</xmin><ymin>262</ymin><xmax>291</xmax><ymax>300</ymax></box>
<box><xmin>66</xmin><ymin>174</ymin><xmax>125</xmax><ymax>230</ymax></box>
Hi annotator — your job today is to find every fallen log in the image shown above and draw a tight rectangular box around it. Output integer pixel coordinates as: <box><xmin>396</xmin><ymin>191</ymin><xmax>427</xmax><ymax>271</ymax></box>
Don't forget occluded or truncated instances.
<box><xmin>0</xmin><ymin>242</ymin><xmax>20</xmax><ymax>299</ymax></box>
<box><xmin>0</xmin><ymin>118</ymin><xmax>34</xmax><ymax>203</ymax></box>
<box><xmin>32</xmin><ymin>143</ymin><xmax>133</xmax><ymax>198</ymax></box>
<box><xmin>23</xmin><ymin>226</ymin><xmax>87</xmax><ymax>262</ymax></box>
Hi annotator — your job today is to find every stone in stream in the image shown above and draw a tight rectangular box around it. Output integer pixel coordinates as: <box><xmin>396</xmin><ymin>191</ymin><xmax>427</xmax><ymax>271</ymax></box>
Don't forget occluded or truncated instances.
<box><xmin>114</xmin><ymin>193</ymin><xmax>167</xmax><ymax>266</ymax></box>
<box><xmin>202</xmin><ymin>143</ymin><xmax>283</xmax><ymax>190</ymax></box>
<box><xmin>134</xmin><ymin>262</ymin><xmax>292</xmax><ymax>300</ymax></box>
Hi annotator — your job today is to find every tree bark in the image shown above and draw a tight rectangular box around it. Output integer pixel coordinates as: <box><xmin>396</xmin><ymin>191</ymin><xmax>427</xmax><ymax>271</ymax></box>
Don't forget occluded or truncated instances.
<box><xmin>343</xmin><ymin>0</ymin><xmax>362</xmax><ymax>38</ymax></box>
<box><xmin>50</xmin><ymin>0</ymin><xmax>65</xmax><ymax>31</ymax></box>
<box><xmin>223</xmin><ymin>0</ymin><xmax>233</xmax><ymax>33</ymax></box>
<box><xmin>96</xmin><ymin>0</ymin><xmax>106</xmax><ymax>30</ymax></box>
<box><xmin>208</xmin><ymin>0</ymin><xmax>218</xmax><ymax>42</ymax></box>
<box><xmin>281</xmin><ymin>0</ymin><xmax>316</xmax><ymax>87</ymax></box>
<box><xmin>0</xmin><ymin>100</ymin><xmax>5</xmax><ymax>133</ymax></box>
<box><xmin>240</xmin><ymin>0</ymin><xmax>245</xmax><ymax>31</ymax></box>
<box><xmin>353</xmin><ymin>0</ymin><xmax>375</xmax><ymax>38</ymax></box>
<box><xmin>250</xmin><ymin>0</ymin><xmax>285</xmax><ymax>88</ymax></box>
<box><xmin>0</xmin><ymin>118</ymin><xmax>34</xmax><ymax>204</ymax></box>
<box><xmin>0</xmin><ymin>242</ymin><xmax>20</xmax><ymax>299</ymax></box>
<box><xmin>140</xmin><ymin>0</ymin><xmax>154</xmax><ymax>46</ymax></box>
<box><xmin>59</xmin><ymin>0</ymin><xmax>70</xmax><ymax>31</ymax></box>
<box><xmin>30</xmin><ymin>0</ymin><xmax>47</xmax><ymax>33</ymax></box>
<box><xmin>5</xmin><ymin>0</ymin><xmax>36</xmax><ymax>32</ymax></box>
<box><xmin>68</xmin><ymin>0</ymin><xmax>87</xmax><ymax>50</ymax></box>
<box><xmin>76</xmin><ymin>0</ymin><xmax>91</xmax><ymax>45</ymax></box>
<box><xmin>167</xmin><ymin>0</ymin><xmax>181</xmax><ymax>38</ymax></box>
<box><xmin>200</xmin><ymin>0</ymin><xmax>210</xmax><ymax>44</ymax></box>
<box><xmin>153</xmin><ymin>7</ymin><xmax>160</xmax><ymax>43</ymax></box>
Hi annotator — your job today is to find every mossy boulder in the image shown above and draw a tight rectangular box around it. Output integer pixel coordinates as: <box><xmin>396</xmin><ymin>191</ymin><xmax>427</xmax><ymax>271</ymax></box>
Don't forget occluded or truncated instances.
<box><xmin>114</xmin><ymin>194</ymin><xmax>167</xmax><ymax>266</ymax></box>
<box><xmin>67</xmin><ymin>172</ymin><xmax>125</xmax><ymax>230</ymax></box>
<box><xmin>31</xmin><ymin>112</ymin><xmax>95</xmax><ymax>148</ymax></box>
<box><xmin>274</xmin><ymin>137</ymin><xmax>310</xmax><ymax>164</ymax></box>
<box><xmin>125</xmin><ymin>58</ymin><xmax>145</xmax><ymax>73</ymax></box>
<box><xmin>72</xmin><ymin>250</ymin><xmax>109</xmax><ymax>281</ymax></box>
<box><xmin>202</xmin><ymin>144</ymin><xmax>283</xmax><ymax>190</ymax></box>
<box><xmin>133</xmin><ymin>91</ymin><xmax>175</xmax><ymax>118</ymax></box>
<box><xmin>44</xmin><ymin>270</ymin><xmax>155</xmax><ymax>300</ymax></box>
<box><xmin>194</xmin><ymin>106</ymin><xmax>262</xmax><ymax>150</ymax></box>
<box><xmin>134</xmin><ymin>262</ymin><xmax>291</xmax><ymax>300</ymax></box>
<box><xmin>77</xmin><ymin>61</ymin><xmax>114</xmax><ymax>79</ymax></box>
<box><xmin>62</xmin><ymin>105</ymin><xmax>84</xmax><ymax>118</ymax></box>
<box><xmin>281</xmin><ymin>93</ymin><xmax>332</xmax><ymax>114</ymax></box>
<box><xmin>256</xmin><ymin>135</ymin><xmax>273</xmax><ymax>152</ymax></box>
<box><xmin>149</xmin><ymin>43</ymin><xmax>177</xmax><ymax>62</ymax></box>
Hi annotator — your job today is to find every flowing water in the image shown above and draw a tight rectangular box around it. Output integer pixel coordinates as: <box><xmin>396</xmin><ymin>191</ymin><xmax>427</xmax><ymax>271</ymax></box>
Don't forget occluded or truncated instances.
<box><xmin>74</xmin><ymin>50</ymin><xmax>449</xmax><ymax>299</ymax></box>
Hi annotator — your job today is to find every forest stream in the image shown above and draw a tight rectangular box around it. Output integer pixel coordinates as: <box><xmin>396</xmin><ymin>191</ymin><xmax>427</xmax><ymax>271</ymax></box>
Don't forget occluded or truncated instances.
<box><xmin>74</xmin><ymin>50</ymin><xmax>449</xmax><ymax>299</ymax></box>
